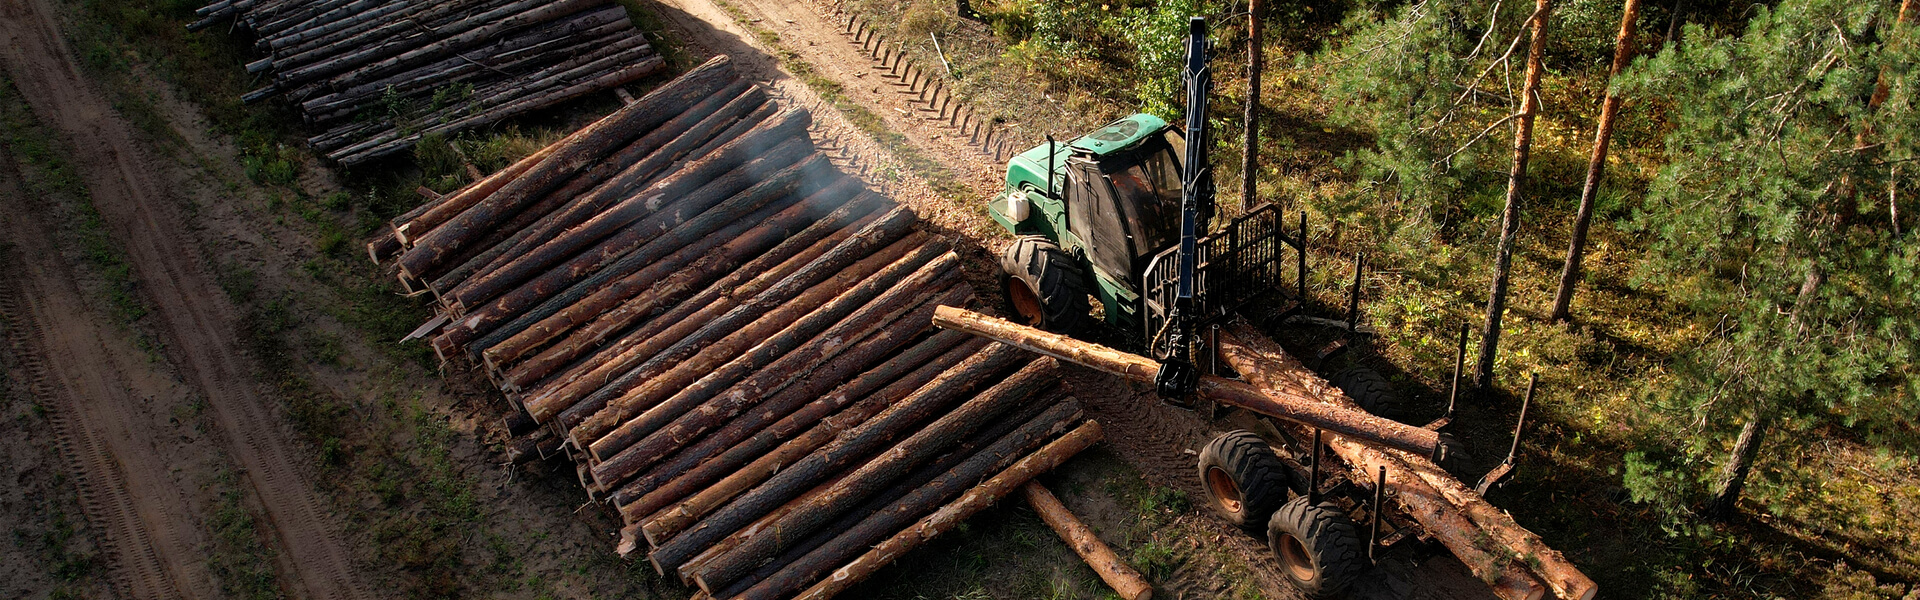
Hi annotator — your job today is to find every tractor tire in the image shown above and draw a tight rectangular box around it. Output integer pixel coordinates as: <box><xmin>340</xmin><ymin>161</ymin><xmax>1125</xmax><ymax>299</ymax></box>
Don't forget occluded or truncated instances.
<box><xmin>1267</xmin><ymin>496</ymin><xmax>1368</xmax><ymax>598</ymax></box>
<box><xmin>1330</xmin><ymin>365</ymin><xmax>1399</xmax><ymax>418</ymax></box>
<box><xmin>1196</xmin><ymin>430</ymin><xmax>1291</xmax><ymax>532</ymax></box>
<box><xmin>1000</xmin><ymin>235</ymin><xmax>1092</xmax><ymax>333</ymax></box>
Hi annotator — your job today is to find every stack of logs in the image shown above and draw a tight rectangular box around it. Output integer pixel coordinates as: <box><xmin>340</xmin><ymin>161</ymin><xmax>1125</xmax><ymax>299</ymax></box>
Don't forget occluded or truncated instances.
<box><xmin>190</xmin><ymin>0</ymin><xmax>664</xmax><ymax>166</ymax></box>
<box><xmin>370</xmin><ymin>56</ymin><xmax>1104</xmax><ymax>599</ymax></box>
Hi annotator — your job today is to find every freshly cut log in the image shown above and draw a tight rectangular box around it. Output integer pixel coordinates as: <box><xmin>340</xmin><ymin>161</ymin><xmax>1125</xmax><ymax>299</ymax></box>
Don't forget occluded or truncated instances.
<box><xmin>460</xmin><ymin>151</ymin><xmax>833</xmax><ymax>355</ymax></box>
<box><xmin>525</xmin><ymin>207</ymin><xmax>914</xmax><ymax>426</ymax></box>
<box><xmin>690</xmin><ymin>358</ymin><xmax>1061</xmax><ymax>591</ymax></box>
<box><xmin>569</xmin><ymin>241</ymin><xmax>952</xmax><ymax>451</ymax></box>
<box><xmin>1215</xmin><ymin>323</ymin><xmax>1559</xmax><ymax>600</ymax></box>
<box><xmin>644</xmin><ymin>343</ymin><xmax>1026</xmax><ymax>572</ymax></box>
<box><xmin>711</xmin><ymin>397</ymin><xmax>1081</xmax><ymax>598</ymax></box>
<box><xmin>433</xmin><ymin>139</ymin><xmax>822</xmax><ymax>355</ymax></box>
<box><xmin>1022</xmin><ymin>483</ymin><xmax>1153</xmax><ymax>600</ymax></box>
<box><xmin>587</xmin><ymin>255</ymin><xmax>961</xmax><ymax>463</ymax></box>
<box><xmin>612</xmin><ymin>334</ymin><xmax>988</xmax><ymax>516</ymax></box>
<box><xmin>394</xmin><ymin>55</ymin><xmax>736</xmax><ymax>279</ymax></box>
<box><xmin>711</xmin><ymin>391</ymin><xmax>1069</xmax><ymax>598</ymax></box>
<box><xmin>931</xmin><ymin>307</ymin><xmax>1444</xmax><ymax>457</ymax></box>
<box><xmin>589</xmin><ymin>283</ymin><xmax>969</xmax><ymax>488</ymax></box>
<box><xmin>548</xmin><ymin>209</ymin><xmax>922</xmax><ymax>434</ymax></box>
<box><xmin>505</xmin><ymin>194</ymin><xmax>878</xmax><ymax>393</ymax></box>
<box><xmin>790</xmin><ymin>421</ymin><xmax>1105</xmax><ymax>600</ymax></box>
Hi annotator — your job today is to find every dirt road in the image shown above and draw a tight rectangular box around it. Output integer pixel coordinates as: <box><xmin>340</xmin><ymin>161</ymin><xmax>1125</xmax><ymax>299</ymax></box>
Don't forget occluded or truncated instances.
<box><xmin>0</xmin><ymin>0</ymin><xmax>376</xmax><ymax>597</ymax></box>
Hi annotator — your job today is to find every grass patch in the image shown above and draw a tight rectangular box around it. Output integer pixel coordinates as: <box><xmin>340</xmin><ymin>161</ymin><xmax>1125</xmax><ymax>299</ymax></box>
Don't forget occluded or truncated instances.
<box><xmin>203</xmin><ymin>471</ymin><xmax>284</xmax><ymax>600</ymax></box>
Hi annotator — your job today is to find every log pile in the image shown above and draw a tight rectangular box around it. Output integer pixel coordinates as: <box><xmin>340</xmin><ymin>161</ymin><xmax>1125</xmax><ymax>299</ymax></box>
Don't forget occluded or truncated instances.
<box><xmin>190</xmin><ymin>0</ymin><xmax>664</xmax><ymax>165</ymax></box>
<box><xmin>369</xmin><ymin>58</ymin><xmax>1104</xmax><ymax>599</ymax></box>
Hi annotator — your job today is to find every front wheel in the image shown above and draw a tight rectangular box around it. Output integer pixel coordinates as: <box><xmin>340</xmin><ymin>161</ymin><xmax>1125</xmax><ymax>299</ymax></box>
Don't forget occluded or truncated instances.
<box><xmin>999</xmin><ymin>236</ymin><xmax>1092</xmax><ymax>332</ymax></box>
<box><xmin>1268</xmin><ymin>496</ymin><xmax>1367</xmax><ymax>598</ymax></box>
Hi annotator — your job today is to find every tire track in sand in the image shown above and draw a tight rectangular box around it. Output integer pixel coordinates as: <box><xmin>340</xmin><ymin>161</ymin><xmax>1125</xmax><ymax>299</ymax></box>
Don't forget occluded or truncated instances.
<box><xmin>0</xmin><ymin>0</ymin><xmax>376</xmax><ymax>598</ymax></box>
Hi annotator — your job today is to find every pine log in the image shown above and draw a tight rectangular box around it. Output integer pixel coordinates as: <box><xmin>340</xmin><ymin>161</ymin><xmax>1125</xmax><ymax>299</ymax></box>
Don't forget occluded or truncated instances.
<box><xmin>612</xmin><ymin>332</ymin><xmax>985</xmax><ymax>515</ymax></box>
<box><xmin>689</xmin><ymin>358</ymin><xmax>1061</xmax><ymax>591</ymax></box>
<box><xmin>1022</xmin><ymin>482</ymin><xmax>1152</xmax><ymax>600</ymax></box>
<box><xmin>666</xmin><ymin>467</ymin><xmax>855</xmax><ymax>576</ymax></box>
<box><xmin>394</xmin><ymin>131</ymin><xmax>565</xmax><ymax>246</ymax></box>
<box><xmin>1215</xmin><ymin>323</ymin><xmax>1561</xmax><ymax>600</ymax></box>
<box><xmin>442</xmin><ymin>110</ymin><xmax>809</xmax><ymax>313</ymax></box>
<box><xmin>711</xmin><ymin>391</ymin><xmax>1070</xmax><ymax>598</ymax></box>
<box><xmin>322</xmin><ymin>0</ymin><xmax>604</xmax><ymax>90</ymax></box>
<box><xmin>538</xmin><ymin>207</ymin><xmax>920</xmax><ymax>429</ymax></box>
<box><xmin>491</xmin><ymin>180</ymin><xmax>867</xmax><ymax>379</ymax></box>
<box><xmin>590</xmin><ymin>282</ymin><xmax>968</xmax><ymax>488</ymax></box>
<box><xmin>568</xmin><ymin>241</ymin><xmax>952</xmax><ymax>451</ymax></box>
<box><xmin>930</xmin><ymin>307</ymin><xmax>1443</xmax><ymax>457</ymax></box>
<box><xmin>506</xmin><ymin>193</ymin><xmax>877</xmax><ymax>392</ymax></box>
<box><xmin>791</xmin><ymin>421</ymin><xmax>1104</xmax><ymax>600</ymax></box>
<box><xmin>393</xmin><ymin>55</ymin><xmax>733</xmax><ymax>279</ymax></box>
<box><xmin>462</xmin><ymin>151</ymin><xmax>833</xmax><ymax>356</ymax></box>
<box><xmin>522</xmin><ymin>207</ymin><xmax>907</xmax><ymax>425</ymax></box>
<box><xmin>643</xmin><ymin>343</ymin><xmax>1026</xmax><ymax>572</ymax></box>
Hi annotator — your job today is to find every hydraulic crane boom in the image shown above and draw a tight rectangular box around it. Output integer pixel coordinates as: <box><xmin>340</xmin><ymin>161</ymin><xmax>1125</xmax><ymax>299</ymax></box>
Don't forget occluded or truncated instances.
<box><xmin>1155</xmin><ymin>16</ymin><xmax>1214</xmax><ymax>400</ymax></box>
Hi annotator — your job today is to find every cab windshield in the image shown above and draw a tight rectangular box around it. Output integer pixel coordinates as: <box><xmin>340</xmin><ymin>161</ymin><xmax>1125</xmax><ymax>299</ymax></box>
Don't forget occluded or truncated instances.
<box><xmin>1101</xmin><ymin>140</ymin><xmax>1184</xmax><ymax>258</ymax></box>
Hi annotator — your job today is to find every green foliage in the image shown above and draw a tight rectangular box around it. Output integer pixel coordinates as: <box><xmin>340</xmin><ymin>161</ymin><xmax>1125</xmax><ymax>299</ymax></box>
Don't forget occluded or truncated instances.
<box><xmin>990</xmin><ymin>0</ymin><xmax>1229</xmax><ymax>117</ymax></box>
<box><xmin>1617</xmin><ymin>0</ymin><xmax>1919</xmax><ymax>514</ymax></box>
<box><xmin>1317</xmin><ymin>0</ymin><xmax>1537</xmax><ymax>237</ymax></box>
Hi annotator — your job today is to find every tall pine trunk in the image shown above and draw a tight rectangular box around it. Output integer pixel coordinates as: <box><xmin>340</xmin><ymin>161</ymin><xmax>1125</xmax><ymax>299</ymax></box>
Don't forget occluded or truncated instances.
<box><xmin>1241</xmin><ymin>0</ymin><xmax>1263</xmax><ymax>207</ymax></box>
<box><xmin>1549</xmin><ymin>0</ymin><xmax>1642</xmax><ymax>323</ymax></box>
<box><xmin>1477</xmin><ymin>0</ymin><xmax>1551</xmax><ymax>390</ymax></box>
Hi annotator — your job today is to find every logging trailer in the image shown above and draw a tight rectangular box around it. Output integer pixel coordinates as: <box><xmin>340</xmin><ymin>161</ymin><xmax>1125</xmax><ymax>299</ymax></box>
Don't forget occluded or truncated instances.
<box><xmin>956</xmin><ymin>17</ymin><xmax>1595</xmax><ymax>600</ymax></box>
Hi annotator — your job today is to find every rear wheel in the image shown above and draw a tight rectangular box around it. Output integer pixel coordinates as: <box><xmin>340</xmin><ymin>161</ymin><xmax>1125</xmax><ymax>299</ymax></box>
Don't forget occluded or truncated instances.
<box><xmin>1329</xmin><ymin>365</ymin><xmax>1399</xmax><ymax>418</ymax></box>
<box><xmin>1196</xmin><ymin>430</ymin><xmax>1290</xmax><ymax>531</ymax></box>
<box><xmin>1000</xmin><ymin>236</ymin><xmax>1092</xmax><ymax>332</ymax></box>
<box><xmin>1268</xmin><ymin>496</ymin><xmax>1367</xmax><ymax>598</ymax></box>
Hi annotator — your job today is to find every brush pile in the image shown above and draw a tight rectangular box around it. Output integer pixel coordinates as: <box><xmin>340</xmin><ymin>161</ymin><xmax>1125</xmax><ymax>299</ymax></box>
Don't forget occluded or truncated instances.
<box><xmin>189</xmin><ymin>0</ymin><xmax>664</xmax><ymax>166</ymax></box>
<box><xmin>370</xmin><ymin>57</ymin><xmax>1103</xmax><ymax>599</ymax></box>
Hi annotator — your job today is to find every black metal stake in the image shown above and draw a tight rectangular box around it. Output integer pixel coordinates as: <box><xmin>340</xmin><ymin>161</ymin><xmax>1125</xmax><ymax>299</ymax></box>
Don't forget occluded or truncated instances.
<box><xmin>1448</xmin><ymin>322</ymin><xmax>1467</xmax><ymax>420</ymax></box>
<box><xmin>1345</xmin><ymin>253</ymin><xmax>1365</xmax><ymax>333</ymax></box>
<box><xmin>1368</xmin><ymin>466</ymin><xmax>1386</xmax><ymax>562</ymax></box>
<box><xmin>1308</xmin><ymin>428</ymin><xmax>1323</xmax><ymax>505</ymax></box>
<box><xmin>1297</xmin><ymin>211</ymin><xmax>1307</xmax><ymax>300</ymax></box>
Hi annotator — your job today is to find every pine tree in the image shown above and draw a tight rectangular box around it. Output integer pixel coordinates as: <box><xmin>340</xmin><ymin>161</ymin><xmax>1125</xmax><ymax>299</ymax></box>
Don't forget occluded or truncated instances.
<box><xmin>1618</xmin><ymin>0</ymin><xmax>1920</xmax><ymax>519</ymax></box>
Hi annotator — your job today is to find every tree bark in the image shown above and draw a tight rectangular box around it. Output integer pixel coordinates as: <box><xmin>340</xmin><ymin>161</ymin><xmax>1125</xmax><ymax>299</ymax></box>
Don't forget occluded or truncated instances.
<box><xmin>930</xmin><ymin>307</ymin><xmax>1443</xmax><ymax>456</ymax></box>
<box><xmin>1241</xmin><ymin>0</ymin><xmax>1263</xmax><ymax>207</ymax></box>
<box><xmin>1021</xmin><ymin>482</ymin><xmax>1153</xmax><ymax>600</ymax></box>
<box><xmin>1706</xmin><ymin>410</ymin><xmax>1769</xmax><ymax>521</ymax></box>
<box><xmin>724</xmin><ymin>401</ymin><xmax>1084</xmax><ymax>599</ymax></box>
<box><xmin>791</xmin><ymin>421</ymin><xmax>1104</xmax><ymax>600</ymax></box>
<box><xmin>689</xmin><ymin>359</ymin><xmax>1063</xmax><ymax>592</ymax></box>
<box><xmin>613</xmin><ymin>335</ymin><xmax>989</xmax><ymax>518</ymax></box>
<box><xmin>1550</xmin><ymin>0</ymin><xmax>1640</xmax><ymax>323</ymax></box>
<box><xmin>643</xmin><ymin>343</ymin><xmax>1027</xmax><ymax>569</ymax></box>
<box><xmin>1477</xmin><ymin>0</ymin><xmax>1551</xmax><ymax>390</ymax></box>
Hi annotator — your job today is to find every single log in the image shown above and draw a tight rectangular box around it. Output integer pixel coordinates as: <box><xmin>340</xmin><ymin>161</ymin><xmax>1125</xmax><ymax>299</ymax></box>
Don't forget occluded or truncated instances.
<box><xmin>712</xmin><ymin>389</ymin><xmax>1069</xmax><ymax>598</ymax></box>
<box><xmin>525</xmin><ymin>206</ymin><xmax>912</xmax><ymax>425</ymax></box>
<box><xmin>492</xmin><ymin>180</ymin><xmax>867</xmax><ymax>379</ymax></box>
<box><xmin>612</xmin><ymin>332</ymin><xmax>986</xmax><ymax>515</ymax></box>
<box><xmin>930</xmin><ymin>307</ymin><xmax>1443</xmax><ymax>457</ymax></box>
<box><xmin>591</xmin><ymin>283</ymin><xmax>969</xmax><ymax>488</ymax></box>
<box><xmin>717</xmin><ymin>399</ymin><xmax>1082</xmax><ymax>598</ymax></box>
<box><xmin>546</xmin><ymin>208</ymin><xmax>920</xmax><ymax>431</ymax></box>
<box><xmin>393</xmin><ymin>55</ymin><xmax>734</xmax><ymax>279</ymax></box>
<box><xmin>506</xmin><ymin>192</ymin><xmax>877</xmax><ymax>392</ymax></box>
<box><xmin>433</xmin><ymin>141</ymin><xmax>821</xmax><ymax>357</ymax></box>
<box><xmin>641</xmin><ymin>343</ymin><xmax>1025</xmax><ymax>564</ymax></box>
<box><xmin>792</xmin><ymin>421</ymin><xmax>1105</xmax><ymax>600</ymax></box>
<box><xmin>443</xmin><ymin>110</ymin><xmax>811</xmax><ymax>313</ymax></box>
<box><xmin>1022</xmin><ymin>482</ymin><xmax>1153</xmax><ymax>600</ymax></box>
<box><xmin>1215</xmin><ymin>323</ymin><xmax>1561</xmax><ymax>600</ymax></box>
<box><xmin>395</xmin><ymin>131</ymin><xmax>565</xmax><ymax>246</ymax></box>
<box><xmin>570</xmin><ymin>242</ymin><xmax>953</xmax><ymax>452</ymax></box>
<box><xmin>461</xmin><ymin>151</ymin><xmax>832</xmax><ymax>355</ymax></box>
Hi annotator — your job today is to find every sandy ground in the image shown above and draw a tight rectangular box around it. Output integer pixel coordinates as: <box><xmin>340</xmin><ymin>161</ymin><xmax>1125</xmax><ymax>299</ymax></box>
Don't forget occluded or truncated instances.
<box><xmin>0</xmin><ymin>0</ymin><xmax>374</xmax><ymax>596</ymax></box>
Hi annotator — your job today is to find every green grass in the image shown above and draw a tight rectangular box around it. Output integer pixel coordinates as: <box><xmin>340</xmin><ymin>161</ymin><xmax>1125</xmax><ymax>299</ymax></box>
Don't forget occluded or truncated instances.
<box><xmin>203</xmin><ymin>471</ymin><xmax>285</xmax><ymax>600</ymax></box>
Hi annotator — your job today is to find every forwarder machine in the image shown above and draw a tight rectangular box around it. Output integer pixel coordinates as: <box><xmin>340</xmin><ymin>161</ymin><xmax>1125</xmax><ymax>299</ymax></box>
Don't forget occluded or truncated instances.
<box><xmin>982</xmin><ymin>17</ymin><xmax>1548</xmax><ymax>598</ymax></box>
